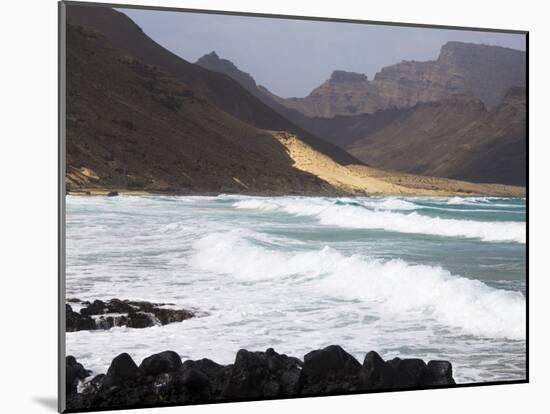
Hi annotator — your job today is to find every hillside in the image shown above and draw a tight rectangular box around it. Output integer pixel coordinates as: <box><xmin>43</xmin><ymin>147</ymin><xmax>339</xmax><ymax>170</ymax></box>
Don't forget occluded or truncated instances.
<box><xmin>65</xmin><ymin>22</ymin><xmax>335</xmax><ymax>195</ymax></box>
<box><xmin>64</xmin><ymin>4</ymin><xmax>525</xmax><ymax>195</ymax></box>
<box><xmin>66</xmin><ymin>4</ymin><xmax>359</xmax><ymax>167</ymax></box>
<box><xmin>193</xmin><ymin>51</ymin><xmax>526</xmax><ymax>186</ymax></box>
<box><xmin>273</xmin><ymin>131</ymin><xmax>524</xmax><ymax>196</ymax></box>
<box><xmin>348</xmin><ymin>89</ymin><xmax>526</xmax><ymax>186</ymax></box>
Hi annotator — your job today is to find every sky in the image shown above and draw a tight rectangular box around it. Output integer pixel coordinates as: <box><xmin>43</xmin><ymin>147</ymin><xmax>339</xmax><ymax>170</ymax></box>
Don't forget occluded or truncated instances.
<box><xmin>120</xmin><ymin>8</ymin><xmax>526</xmax><ymax>98</ymax></box>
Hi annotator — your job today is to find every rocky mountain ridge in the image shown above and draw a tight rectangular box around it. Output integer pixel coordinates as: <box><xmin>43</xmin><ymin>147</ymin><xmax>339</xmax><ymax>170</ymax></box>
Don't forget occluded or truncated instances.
<box><xmin>270</xmin><ymin>41</ymin><xmax>526</xmax><ymax>117</ymax></box>
<box><xmin>196</xmin><ymin>49</ymin><xmax>526</xmax><ymax>186</ymax></box>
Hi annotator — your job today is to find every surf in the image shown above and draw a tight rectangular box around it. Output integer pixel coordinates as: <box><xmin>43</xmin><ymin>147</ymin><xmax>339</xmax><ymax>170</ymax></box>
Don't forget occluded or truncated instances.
<box><xmin>233</xmin><ymin>197</ymin><xmax>526</xmax><ymax>243</ymax></box>
<box><xmin>191</xmin><ymin>229</ymin><xmax>526</xmax><ymax>340</ymax></box>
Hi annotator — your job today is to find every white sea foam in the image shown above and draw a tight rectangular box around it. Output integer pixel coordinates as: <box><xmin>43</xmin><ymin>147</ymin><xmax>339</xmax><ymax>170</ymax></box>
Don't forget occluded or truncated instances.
<box><xmin>233</xmin><ymin>198</ymin><xmax>526</xmax><ymax>243</ymax></box>
<box><xmin>445</xmin><ymin>196</ymin><xmax>523</xmax><ymax>208</ymax></box>
<box><xmin>191</xmin><ymin>230</ymin><xmax>525</xmax><ymax>340</ymax></box>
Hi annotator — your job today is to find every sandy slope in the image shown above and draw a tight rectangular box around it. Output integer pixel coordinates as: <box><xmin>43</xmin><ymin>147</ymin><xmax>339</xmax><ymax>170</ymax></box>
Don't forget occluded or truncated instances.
<box><xmin>273</xmin><ymin>131</ymin><xmax>526</xmax><ymax>197</ymax></box>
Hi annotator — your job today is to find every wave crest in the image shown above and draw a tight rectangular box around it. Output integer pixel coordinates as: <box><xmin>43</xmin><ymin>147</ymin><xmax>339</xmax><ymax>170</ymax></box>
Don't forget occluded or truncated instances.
<box><xmin>191</xmin><ymin>230</ymin><xmax>525</xmax><ymax>340</ymax></box>
<box><xmin>233</xmin><ymin>198</ymin><xmax>525</xmax><ymax>243</ymax></box>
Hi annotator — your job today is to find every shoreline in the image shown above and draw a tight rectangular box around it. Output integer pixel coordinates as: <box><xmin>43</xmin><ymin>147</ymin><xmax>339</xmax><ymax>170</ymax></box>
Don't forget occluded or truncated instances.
<box><xmin>66</xmin><ymin>186</ymin><xmax>526</xmax><ymax>198</ymax></box>
<box><xmin>65</xmin><ymin>345</ymin><xmax>455</xmax><ymax>411</ymax></box>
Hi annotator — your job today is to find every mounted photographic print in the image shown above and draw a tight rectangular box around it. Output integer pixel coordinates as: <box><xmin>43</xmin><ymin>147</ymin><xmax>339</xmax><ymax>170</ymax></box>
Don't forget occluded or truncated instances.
<box><xmin>58</xmin><ymin>1</ymin><xmax>528</xmax><ymax>412</ymax></box>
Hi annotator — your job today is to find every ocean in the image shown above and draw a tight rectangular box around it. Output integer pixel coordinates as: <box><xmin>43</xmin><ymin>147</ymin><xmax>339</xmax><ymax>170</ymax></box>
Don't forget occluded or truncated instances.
<box><xmin>65</xmin><ymin>195</ymin><xmax>526</xmax><ymax>384</ymax></box>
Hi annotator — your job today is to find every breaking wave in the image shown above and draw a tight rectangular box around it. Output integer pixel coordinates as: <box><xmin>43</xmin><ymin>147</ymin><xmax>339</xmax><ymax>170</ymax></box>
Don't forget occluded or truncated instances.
<box><xmin>233</xmin><ymin>198</ymin><xmax>525</xmax><ymax>243</ymax></box>
<box><xmin>191</xmin><ymin>230</ymin><xmax>526</xmax><ymax>340</ymax></box>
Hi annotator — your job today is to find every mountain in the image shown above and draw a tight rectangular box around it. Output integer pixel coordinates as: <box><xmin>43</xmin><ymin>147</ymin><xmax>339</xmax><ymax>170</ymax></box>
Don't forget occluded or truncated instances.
<box><xmin>64</xmin><ymin>5</ymin><xmax>525</xmax><ymax>194</ymax></box>
<box><xmin>272</xmin><ymin>42</ymin><xmax>526</xmax><ymax>118</ymax></box>
<box><xmin>193</xmin><ymin>50</ymin><xmax>526</xmax><ymax>186</ymax></box>
<box><xmin>194</xmin><ymin>52</ymin><xmax>404</xmax><ymax>148</ymax></box>
<box><xmin>65</xmin><ymin>10</ymin><xmax>341</xmax><ymax>194</ymax></box>
<box><xmin>195</xmin><ymin>51</ymin><xmax>319</xmax><ymax>137</ymax></box>
<box><xmin>196</xmin><ymin>51</ymin><xmax>258</xmax><ymax>95</ymax></box>
<box><xmin>65</xmin><ymin>5</ymin><xmax>359</xmax><ymax>167</ymax></box>
<box><xmin>348</xmin><ymin>88</ymin><xmax>527</xmax><ymax>186</ymax></box>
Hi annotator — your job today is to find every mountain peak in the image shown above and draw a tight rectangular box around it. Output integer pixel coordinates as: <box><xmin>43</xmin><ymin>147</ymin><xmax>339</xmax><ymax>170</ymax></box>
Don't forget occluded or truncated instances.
<box><xmin>196</xmin><ymin>51</ymin><xmax>224</xmax><ymax>65</ymax></box>
<box><xmin>195</xmin><ymin>52</ymin><xmax>258</xmax><ymax>92</ymax></box>
<box><xmin>201</xmin><ymin>50</ymin><xmax>220</xmax><ymax>60</ymax></box>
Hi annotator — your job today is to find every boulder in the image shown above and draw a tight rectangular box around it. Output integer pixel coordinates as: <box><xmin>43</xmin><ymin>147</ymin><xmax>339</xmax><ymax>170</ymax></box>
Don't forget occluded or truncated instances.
<box><xmin>140</xmin><ymin>351</ymin><xmax>182</xmax><ymax>376</ymax></box>
<box><xmin>223</xmin><ymin>348</ymin><xmax>302</xmax><ymax>399</ymax></box>
<box><xmin>66</xmin><ymin>298</ymin><xmax>195</xmax><ymax>331</ymax></box>
<box><xmin>104</xmin><ymin>353</ymin><xmax>141</xmax><ymax>387</ymax></box>
<box><xmin>126</xmin><ymin>310</ymin><xmax>155</xmax><ymax>329</ymax></box>
<box><xmin>424</xmin><ymin>360</ymin><xmax>455</xmax><ymax>386</ymax></box>
<box><xmin>152</xmin><ymin>307</ymin><xmax>194</xmax><ymax>325</ymax></box>
<box><xmin>183</xmin><ymin>358</ymin><xmax>231</xmax><ymax>398</ymax></box>
<box><xmin>224</xmin><ymin>349</ymin><xmax>270</xmax><ymax>399</ymax></box>
<box><xmin>66</xmin><ymin>356</ymin><xmax>91</xmax><ymax>395</ymax></box>
<box><xmin>64</xmin><ymin>346</ymin><xmax>456</xmax><ymax>411</ymax></box>
<box><xmin>66</xmin><ymin>304</ymin><xmax>96</xmax><ymax>332</ymax></box>
<box><xmin>79</xmin><ymin>299</ymin><xmax>107</xmax><ymax>317</ymax></box>
<box><xmin>361</xmin><ymin>350</ymin><xmax>395</xmax><ymax>389</ymax></box>
<box><xmin>387</xmin><ymin>357</ymin><xmax>428</xmax><ymax>388</ymax></box>
<box><xmin>181</xmin><ymin>368</ymin><xmax>211</xmax><ymax>400</ymax></box>
<box><xmin>299</xmin><ymin>345</ymin><xmax>363</xmax><ymax>394</ymax></box>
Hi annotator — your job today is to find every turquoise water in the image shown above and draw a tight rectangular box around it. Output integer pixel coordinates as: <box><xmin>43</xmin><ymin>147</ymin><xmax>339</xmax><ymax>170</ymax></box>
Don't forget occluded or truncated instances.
<box><xmin>65</xmin><ymin>195</ymin><xmax>526</xmax><ymax>384</ymax></box>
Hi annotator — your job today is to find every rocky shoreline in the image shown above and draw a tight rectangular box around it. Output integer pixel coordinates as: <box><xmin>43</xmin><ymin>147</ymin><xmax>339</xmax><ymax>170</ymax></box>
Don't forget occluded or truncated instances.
<box><xmin>66</xmin><ymin>345</ymin><xmax>455</xmax><ymax>411</ymax></box>
<box><xmin>66</xmin><ymin>298</ymin><xmax>196</xmax><ymax>331</ymax></box>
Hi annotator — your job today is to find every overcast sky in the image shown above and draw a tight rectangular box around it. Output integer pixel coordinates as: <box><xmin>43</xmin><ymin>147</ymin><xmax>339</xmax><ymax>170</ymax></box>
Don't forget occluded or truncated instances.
<box><xmin>120</xmin><ymin>8</ymin><xmax>526</xmax><ymax>98</ymax></box>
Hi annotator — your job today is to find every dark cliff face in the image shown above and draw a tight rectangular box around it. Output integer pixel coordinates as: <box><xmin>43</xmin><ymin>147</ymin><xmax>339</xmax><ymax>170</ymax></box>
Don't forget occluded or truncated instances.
<box><xmin>435</xmin><ymin>41</ymin><xmax>526</xmax><ymax>108</ymax></box>
<box><xmin>274</xmin><ymin>41</ymin><xmax>526</xmax><ymax>118</ymax></box>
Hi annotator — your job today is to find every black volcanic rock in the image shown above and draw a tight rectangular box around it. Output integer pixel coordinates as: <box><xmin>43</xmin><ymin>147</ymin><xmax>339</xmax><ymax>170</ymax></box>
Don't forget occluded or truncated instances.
<box><xmin>66</xmin><ymin>298</ymin><xmax>196</xmax><ymax>331</ymax></box>
<box><xmin>79</xmin><ymin>299</ymin><xmax>109</xmax><ymax>316</ymax></box>
<box><xmin>299</xmin><ymin>345</ymin><xmax>364</xmax><ymax>394</ymax></box>
<box><xmin>66</xmin><ymin>304</ymin><xmax>96</xmax><ymax>332</ymax></box>
<box><xmin>223</xmin><ymin>348</ymin><xmax>302</xmax><ymax>399</ymax></box>
<box><xmin>65</xmin><ymin>347</ymin><xmax>456</xmax><ymax>411</ymax></box>
<box><xmin>104</xmin><ymin>353</ymin><xmax>141</xmax><ymax>387</ymax></box>
<box><xmin>386</xmin><ymin>357</ymin><xmax>428</xmax><ymax>388</ymax></box>
<box><xmin>361</xmin><ymin>350</ymin><xmax>395</xmax><ymax>389</ymax></box>
<box><xmin>425</xmin><ymin>360</ymin><xmax>455</xmax><ymax>386</ymax></box>
<box><xmin>182</xmin><ymin>358</ymin><xmax>231</xmax><ymax>398</ymax></box>
<box><xmin>140</xmin><ymin>351</ymin><xmax>183</xmax><ymax>376</ymax></box>
<box><xmin>66</xmin><ymin>356</ymin><xmax>91</xmax><ymax>395</ymax></box>
<box><xmin>180</xmin><ymin>368</ymin><xmax>212</xmax><ymax>399</ymax></box>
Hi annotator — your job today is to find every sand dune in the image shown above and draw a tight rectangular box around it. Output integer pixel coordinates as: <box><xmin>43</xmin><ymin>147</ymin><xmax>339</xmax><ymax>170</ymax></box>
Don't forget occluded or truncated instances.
<box><xmin>273</xmin><ymin>131</ymin><xmax>525</xmax><ymax>197</ymax></box>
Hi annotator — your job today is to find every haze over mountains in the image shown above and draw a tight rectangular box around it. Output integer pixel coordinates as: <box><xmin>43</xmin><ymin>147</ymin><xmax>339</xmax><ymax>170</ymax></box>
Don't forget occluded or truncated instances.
<box><xmin>65</xmin><ymin>5</ymin><xmax>526</xmax><ymax>194</ymax></box>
